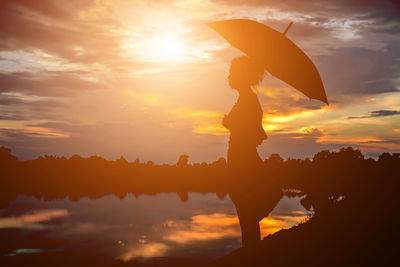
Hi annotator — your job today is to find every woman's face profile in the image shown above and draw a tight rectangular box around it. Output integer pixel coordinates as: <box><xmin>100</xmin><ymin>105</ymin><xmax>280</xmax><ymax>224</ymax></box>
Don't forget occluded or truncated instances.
<box><xmin>228</xmin><ymin>67</ymin><xmax>238</xmax><ymax>90</ymax></box>
<box><xmin>228</xmin><ymin>63</ymin><xmax>247</xmax><ymax>90</ymax></box>
<box><xmin>228</xmin><ymin>56</ymin><xmax>264</xmax><ymax>91</ymax></box>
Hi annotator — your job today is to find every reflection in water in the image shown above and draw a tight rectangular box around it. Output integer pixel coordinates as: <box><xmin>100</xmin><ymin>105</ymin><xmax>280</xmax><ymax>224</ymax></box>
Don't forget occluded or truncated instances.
<box><xmin>163</xmin><ymin>213</ymin><xmax>240</xmax><ymax>244</ymax></box>
<box><xmin>259</xmin><ymin>212</ymin><xmax>309</xmax><ymax>238</ymax></box>
<box><xmin>6</xmin><ymin>248</ymin><xmax>63</xmax><ymax>257</ymax></box>
<box><xmin>120</xmin><ymin>242</ymin><xmax>169</xmax><ymax>261</ymax></box>
<box><xmin>0</xmin><ymin>193</ymin><xmax>307</xmax><ymax>264</ymax></box>
<box><xmin>0</xmin><ymin>209</ymin><xmax>68</xmax><ymax>229</ymax></box>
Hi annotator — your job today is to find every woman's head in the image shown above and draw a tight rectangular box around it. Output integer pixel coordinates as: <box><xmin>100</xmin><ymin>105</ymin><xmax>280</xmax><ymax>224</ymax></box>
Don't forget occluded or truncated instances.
<box><xmin>228</xmin><ymin>56</ymin><xmax>265</xmax><ymax>91</ymax></box>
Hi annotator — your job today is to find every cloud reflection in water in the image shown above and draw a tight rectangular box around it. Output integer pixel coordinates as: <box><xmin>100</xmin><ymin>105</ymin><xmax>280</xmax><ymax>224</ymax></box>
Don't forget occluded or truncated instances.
<box><xmin>260</xmin><ymin>211</ymin><xmax>309</xmax><ymax>238</ymax></box>
<box><xmin>119</xmin><ymin>242</ymin><xmax>170</xmax><ymax>261</ymax></box>
<box><xmin>163</xmin><ymin>213</ymin><xmax>240</xmax><ymax>244</ymax></box>
<box><xmin>119</xmin><ymin>209</ymin><xmax>309</xmax><ymax>261</ymax></box>
<box><xmin>0</xmin><ymin>209</ymin><xmax>68</xmax><ymax>229</ymax></box>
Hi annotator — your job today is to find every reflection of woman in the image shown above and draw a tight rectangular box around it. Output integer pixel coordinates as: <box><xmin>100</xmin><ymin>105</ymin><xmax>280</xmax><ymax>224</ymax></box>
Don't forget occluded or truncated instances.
<box><xmin>223</xmin><ymin>56</ymin><xmax>269</xmax><ymax>248</ymax></box>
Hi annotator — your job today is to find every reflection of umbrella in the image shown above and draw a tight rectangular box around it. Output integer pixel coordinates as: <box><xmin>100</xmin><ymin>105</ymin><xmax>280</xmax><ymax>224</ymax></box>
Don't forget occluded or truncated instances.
<box><xmin>207</xmin><ymin>19</ymin><xmax>328</xmax><ymax>105</ymax></box>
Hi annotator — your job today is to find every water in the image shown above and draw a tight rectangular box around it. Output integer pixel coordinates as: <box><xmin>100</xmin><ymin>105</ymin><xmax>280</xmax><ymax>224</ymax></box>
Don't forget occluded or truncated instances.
<box><xmin>0</xmin><ymin>193</ymin><xmax>308</xmax><ymax>264</ymax></box>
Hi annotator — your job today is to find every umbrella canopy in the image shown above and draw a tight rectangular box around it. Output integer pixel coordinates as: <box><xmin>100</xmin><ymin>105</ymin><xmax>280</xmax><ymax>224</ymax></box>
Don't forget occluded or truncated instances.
<box><xmin>207</xmin><ymin>19</ymin><xmax>328</xmax><ymax>105</ymax></box>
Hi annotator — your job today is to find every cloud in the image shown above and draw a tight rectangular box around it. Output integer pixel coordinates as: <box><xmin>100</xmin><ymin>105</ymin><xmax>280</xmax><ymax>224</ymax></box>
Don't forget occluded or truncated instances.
<box><xmin>258</xmin><ymin>86</ymin><xmax>326</xmax><ymax>115</ymax></box>
<box><xmin>0</xmin><ymin>0</ymin><xmax>95</xmax><ymax>20</ymax></box>
<box><xmin>169</xmin><ymin>107</ymin><xmax>228</xmax><ymax>136</ymax></box>
<box><xmin>348</xmin><ymin>109</ymin><xmax>400</xmax><ymax>119</ymax></box>
<box><xmin>0</xmin><ymin>0</ymin><xmax>130</xmax><ymax>72</ymax></box>
<box><xmin>0</xmin><ymin>114</ymin><xmax>25</xmax><ymax>120</ymax></box>
<box><xmin>0</xmin><ymin>71</ymin><xmax>101</xmax><ymax>97</ymax></box>
<box><xmin>359</xmin><ymin>139</ymin><xmax>400</xmax><ymax>144</ymax></box>
<box><xmin>259</xmin><ymin>127</ymin><xmax>345</xmax><ymax>159</ymax></box>
<box><xmin>318</xmin><ymin>46</ymin><xmax>400</xmax><ymax>100</ymax></box>
<box><xmin>0</xmin><ymin>126</ymin><xmax>70</xmax><ymax>139</ymax></box>
<box><xmin>211</xmin><ymin>0</ymin><xmax>400</xmax><ymax>22</ymax></box>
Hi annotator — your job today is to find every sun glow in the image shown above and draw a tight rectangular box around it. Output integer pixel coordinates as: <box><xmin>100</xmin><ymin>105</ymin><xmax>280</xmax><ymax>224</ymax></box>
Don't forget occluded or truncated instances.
<box><xmin>150</xmin><ymin>33</ymin><xmax>184</xmax><ymax>61</ymax></box>
<box><xmin>128</xmin><ymin>31</ymin><xmax>188</xmax><ymax>63</ymax></box>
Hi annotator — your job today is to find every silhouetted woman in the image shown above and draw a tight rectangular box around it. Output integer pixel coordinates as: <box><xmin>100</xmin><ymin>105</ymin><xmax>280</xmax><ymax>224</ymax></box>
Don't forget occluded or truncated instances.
<box><xmin>223</xmin><ymin>56</ymin><xmax>280</xmax><ymax>248</ymax></box>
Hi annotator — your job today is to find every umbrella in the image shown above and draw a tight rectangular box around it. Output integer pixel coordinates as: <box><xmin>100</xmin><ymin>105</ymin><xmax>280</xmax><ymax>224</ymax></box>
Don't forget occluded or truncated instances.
<box><xmin>207</xmin><ymin>19</ymin><xmax>328</xmax><ymax>105</ymax></box>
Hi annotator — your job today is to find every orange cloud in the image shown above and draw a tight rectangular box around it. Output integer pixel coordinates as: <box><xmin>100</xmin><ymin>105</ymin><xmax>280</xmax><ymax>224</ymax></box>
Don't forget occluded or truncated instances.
<box><xmin>0</xmin><ymin>125</ymin><xmax>70</xmax><ymax>139</ymax></box>
<box><xmin>263</xmin><ymin>106</ymin><xmax>329</xmax><ymax>123</ymax></box>
<box><xmin>126</xmin><ymin>90</ymin><xmax>166</xmax><ymax>107</ymax></box>
<box><xmin>192</xmin><ymin>125</ymin><xmax>228</xmax><ymax>135</ymax></box>
<box><xmin>169</xmin><ymin>107</ymin><xmax>228</xmax><ymax>135</ymax></box>
<box><xmin>317</xmin><ymin>136</ymin><xmax>384</xmax><ymax>144</ymax></box>
<box><xmin>20</xmin><ymin>126</ymin><xmax>70</xmax><ymax>138</ymax></box>
<box><xmin>169</xmin><ymin>108</ymin><xmax>222</xmax><ymax>118</ymax></box>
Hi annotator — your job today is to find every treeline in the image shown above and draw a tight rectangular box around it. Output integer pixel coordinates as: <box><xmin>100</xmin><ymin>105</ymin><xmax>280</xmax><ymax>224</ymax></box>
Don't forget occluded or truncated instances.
<box><xmin>0</xmin><ymin>147</ymin><xmax>399</xmax><ymax>216</ymax></box>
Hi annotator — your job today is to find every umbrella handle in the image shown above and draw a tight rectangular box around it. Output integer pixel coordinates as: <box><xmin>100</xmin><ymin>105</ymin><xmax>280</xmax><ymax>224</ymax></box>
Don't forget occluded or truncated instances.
<box><xmin>283</xmin><ymin>22</ymin><xmax>293</xmax><ymax>35</ymax></box>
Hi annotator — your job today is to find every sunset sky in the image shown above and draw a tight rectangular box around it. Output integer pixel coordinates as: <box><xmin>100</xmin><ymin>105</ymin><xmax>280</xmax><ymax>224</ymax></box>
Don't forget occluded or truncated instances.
<box><xmin>0</xmin><ymin>0</ymin><xmax>399</xmax><ymax>163</ymax></box>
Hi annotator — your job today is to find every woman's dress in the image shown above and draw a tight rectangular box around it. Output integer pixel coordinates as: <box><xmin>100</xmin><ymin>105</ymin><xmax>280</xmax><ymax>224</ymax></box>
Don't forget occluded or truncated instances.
<box><xmin>224</xmin><ymin>90</ymin><xmax>273</xmax><ymax>222</ymax></box>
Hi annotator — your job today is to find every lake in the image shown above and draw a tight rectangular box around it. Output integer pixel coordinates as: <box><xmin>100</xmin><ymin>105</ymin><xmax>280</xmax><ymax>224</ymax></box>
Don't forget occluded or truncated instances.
<box><xmin>0</xmin><ymin>193</ymin><xmax>308</xmax><ymax>265</ymax></box>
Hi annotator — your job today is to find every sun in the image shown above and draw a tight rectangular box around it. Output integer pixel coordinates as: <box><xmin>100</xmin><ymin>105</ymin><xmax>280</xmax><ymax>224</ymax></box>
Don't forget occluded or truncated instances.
<box><xmin>156</xmin><ymin>34</ymin><xmax>183</xmax><ymax>60</ymax></box>
<box><xmin>128</xmin><ymin>31</ymin><xmax>188</xmax><ymax>63</ymax></box>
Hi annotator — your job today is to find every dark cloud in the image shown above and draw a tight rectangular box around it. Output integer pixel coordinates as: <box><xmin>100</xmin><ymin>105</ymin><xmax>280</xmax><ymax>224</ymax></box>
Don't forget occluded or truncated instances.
<box><xmin>0</xmin><ymin>114</ymin><xmax>25</xmax><ymax>121</ymax></box>
<box><xmin>0</xmin><ymin>106</ymin><xmax>66</xmax><ymax>123</ymax></box>
<box><xmin>0</xmin><ymin>82</ymin><xmax>71</xmax><ymax>123</ymax></box>
<box><xmin>360</xmin><ymin>139</ymin><xmax>400</xmax><ymax>144</ymax></box>
<box><xmin>1</xmin><ymin>0</ymin><xmax>95</xmax><ymax>19</ymax></box>
<box><xmin>288</xmin><ymin>98</ymin><xmax>324</xmax><ymax>110</ymax></box>
<box><xmin>0</xmin><ymin>95</ymin><xmax>23</xmax><ymax>105</ymax></box>
<box><xmin>0</xmin><ymin>71</ymin><xmax>101</xmax><ymax>96</ymax></box>
<box><xmin>257</xmin><ymin>83</ymin><xmax>325</xmax><ymax>115</ymax></box>
<box><xmin>0</xmin><ymin>128</ymin><xmax>60</xmax><ymax>139</ymax></box>
<box><xmin>317</xmin><ymin>46</ymin><xmax>400</xmax><ymax>99</ymax></box>
<box><xmin>259</xmin><ymin>128</ymin><xmax>339</xmax><ymax>159</ymax></box>
<box><xmin>348</xmin><ymin>109</ymin><xmax>400</xmax><ymax>119</ymax></box>
<box><xmin>368</xmin><ymin>110</ymin><xmax>400</xmax><ymax>117</ymax></box>
<box><xmin>0</xmin><ymin>0</ymin><xmax>155</xmax><ymax>78</ymax></box>
<box><xmin>0</xmin><ymin>0</ymin><xmax>127</xmax><ymax>70</ymax></box>
<box><xmin>212</xmin><ymin>0</ymin><xmax>400</xmax><ymax>22</ymax></box>
<box><xmin>254</xmin><ymin>17</ymin><xmax>333</xmax><ymax>40</ymax></box>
